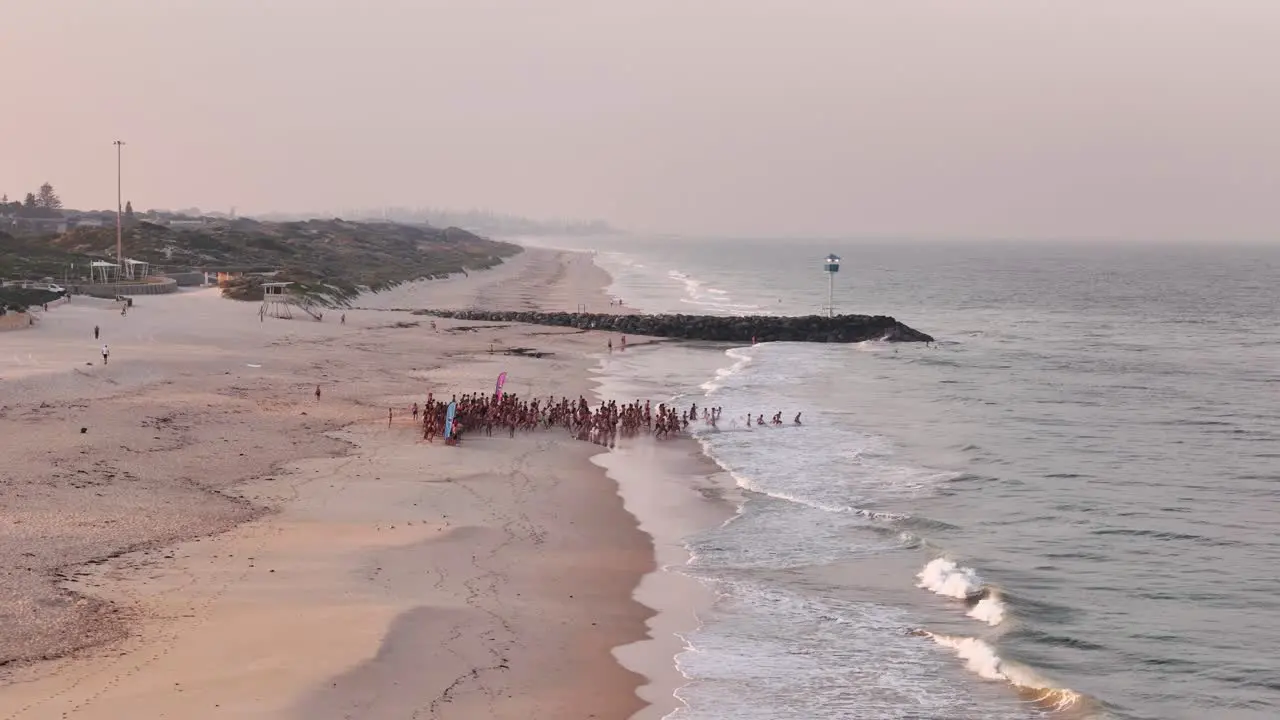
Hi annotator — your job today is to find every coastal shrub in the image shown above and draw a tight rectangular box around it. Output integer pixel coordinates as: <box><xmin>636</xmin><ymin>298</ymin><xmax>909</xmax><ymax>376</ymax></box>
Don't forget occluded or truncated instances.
<box><xmin>3</xmin><ymin>219</ymin><xmax>523</xmax><ymax>294</ymax></box>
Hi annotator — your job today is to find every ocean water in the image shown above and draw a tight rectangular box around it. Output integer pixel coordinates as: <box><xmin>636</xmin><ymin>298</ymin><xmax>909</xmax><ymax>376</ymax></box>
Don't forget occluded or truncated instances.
<box><xmin>526</xmin><ymin>236</ymin><xmax>1280</xmax><ymax>720</ymax></box>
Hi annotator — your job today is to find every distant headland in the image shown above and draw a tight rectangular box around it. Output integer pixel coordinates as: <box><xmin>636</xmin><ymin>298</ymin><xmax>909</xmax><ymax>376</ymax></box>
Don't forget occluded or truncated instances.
<box><xmin>253</xmin><ymin>208</ymin><xmax>622</xmax><ymax>238</ymax></box>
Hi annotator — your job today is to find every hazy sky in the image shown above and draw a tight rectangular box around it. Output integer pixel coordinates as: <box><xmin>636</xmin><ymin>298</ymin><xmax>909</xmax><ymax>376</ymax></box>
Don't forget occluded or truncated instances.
<box><xmin>3</xmin><ymin>1</ymin><xmax>1278</xmax><ymax>239</ymax></box>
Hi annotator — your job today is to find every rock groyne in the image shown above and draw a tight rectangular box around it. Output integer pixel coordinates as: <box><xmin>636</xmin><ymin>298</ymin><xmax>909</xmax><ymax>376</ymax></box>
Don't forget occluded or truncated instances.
<box><xmin>417</xmin><ymin>310</ymin><xmax>933</xmax><ymax>343</ymax></box>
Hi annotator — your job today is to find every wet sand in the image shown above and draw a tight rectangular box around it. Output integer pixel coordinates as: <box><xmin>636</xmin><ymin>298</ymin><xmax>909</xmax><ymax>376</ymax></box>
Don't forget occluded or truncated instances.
<box><xmin>0</xmin><ymin>248</ymin><xmax>685</xmax><ymax>719</ymax></box>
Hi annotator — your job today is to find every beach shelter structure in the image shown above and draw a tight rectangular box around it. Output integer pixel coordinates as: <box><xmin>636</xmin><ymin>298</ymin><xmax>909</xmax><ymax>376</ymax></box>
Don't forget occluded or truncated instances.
<box><xmin>90</xmin><ymin>261</ymin><xmax>119</xmax><ymax>284</ymax></box>
<box><xmin>122</xmin><ymin>258</ymin><xmax>150</xmax><ymax>280</ymax></box>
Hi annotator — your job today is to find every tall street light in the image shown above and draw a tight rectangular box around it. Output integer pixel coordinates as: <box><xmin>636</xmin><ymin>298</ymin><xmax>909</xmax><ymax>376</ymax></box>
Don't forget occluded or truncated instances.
<box><xmin>114</xmin><ymin>140</ymin><xmax>125</xmax><ymax>294</ymax></box>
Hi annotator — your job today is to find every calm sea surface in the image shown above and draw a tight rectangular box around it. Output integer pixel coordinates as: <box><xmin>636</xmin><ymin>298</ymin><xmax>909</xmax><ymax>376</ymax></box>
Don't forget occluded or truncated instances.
<box><xmin>522</xmin><ymin>236</ymin><xmax>1280</xmax><ymax>720</ymax></box>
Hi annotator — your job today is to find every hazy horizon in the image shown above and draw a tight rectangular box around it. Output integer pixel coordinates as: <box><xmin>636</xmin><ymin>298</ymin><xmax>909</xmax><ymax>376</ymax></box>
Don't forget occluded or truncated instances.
<box><xmin>3</xmin><ymin>1</ymin><xmax>1278</xmax><ymax>241</ymax></box>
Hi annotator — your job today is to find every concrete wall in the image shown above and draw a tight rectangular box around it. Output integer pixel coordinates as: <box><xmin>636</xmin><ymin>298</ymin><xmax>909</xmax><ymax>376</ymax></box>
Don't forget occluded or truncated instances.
<box><xmin>0</xmin><ymin>312</ymin><xmax>32</xmax><ymax>331</ymax></box>
<box><xmin>71</xmin><ymin>277</ymin><xmax>178</xmax><ymax>298</ymax></box>
<box><xmin>165</xmin><ymin>272</ymin><xmax>207</xmax><ymax>287</ymax></box>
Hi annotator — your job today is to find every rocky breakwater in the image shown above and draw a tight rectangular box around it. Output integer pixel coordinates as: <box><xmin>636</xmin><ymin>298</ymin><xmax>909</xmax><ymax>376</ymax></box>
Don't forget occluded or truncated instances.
<box><xmin>418</xmin><ymin>310</ymin><xmax>934</xmax><ymax>343</ymax></box>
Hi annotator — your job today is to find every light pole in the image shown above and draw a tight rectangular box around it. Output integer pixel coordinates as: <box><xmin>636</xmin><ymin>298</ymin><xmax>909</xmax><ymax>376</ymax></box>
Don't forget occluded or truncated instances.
<box><xmin>114</xmin><ymin>140</ymin><xmax>125</xmax><ymax>295</ymax></box>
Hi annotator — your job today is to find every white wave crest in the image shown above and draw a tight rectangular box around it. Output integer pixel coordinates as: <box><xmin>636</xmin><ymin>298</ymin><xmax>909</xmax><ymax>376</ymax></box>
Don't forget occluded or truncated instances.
<box><xmin>966</xmin><ymin>590</ymin><xmax>1007</xmax><ymax>626</ymax></box>
<box><xmin>731</xmin><ymin>474</ymin><xmax>909</xmax><ymax>521</ymax></box>
<box><xmin>668</xmin><ymin>269</ymin><xmax>767</xmax><ymax>317</ymax></box>
<box><xmin>916</xmin><ymin>558</ymin><xmax>984</xmax><ymax>600</ymax></box>
<box><xmin>700</xmin><ymin>347</ymin><xmax>755</xmax><ymax>393</ymax></box>
<box><xmin>920</xmin><ymin>632</ymin><xmax>1084</xmax><ymax>712</ymax></box>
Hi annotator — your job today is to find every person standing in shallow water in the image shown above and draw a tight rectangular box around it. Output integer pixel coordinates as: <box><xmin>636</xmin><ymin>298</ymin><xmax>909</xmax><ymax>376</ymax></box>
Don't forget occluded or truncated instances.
<box><xmin>315</xmin><ymin>385</ymin><xmax>321</xmax><ymax>402</ymax></box>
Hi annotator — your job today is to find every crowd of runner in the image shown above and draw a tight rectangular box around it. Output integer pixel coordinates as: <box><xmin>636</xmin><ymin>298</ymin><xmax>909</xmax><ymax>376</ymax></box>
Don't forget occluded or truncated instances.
<box><xmin>405</xmin><ymin>392</ymin><xmax>801</xmax><ymax>447</ymax></box>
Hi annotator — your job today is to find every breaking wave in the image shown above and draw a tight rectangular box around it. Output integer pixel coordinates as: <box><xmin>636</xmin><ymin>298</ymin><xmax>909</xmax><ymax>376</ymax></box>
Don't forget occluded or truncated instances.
<box><xmin>966</xmin><ymin>590</ymin><xmax>1007</xmax><ymax>626</ymax></box>
<box><xmin>915</xmin><ymin>631</ymin><xmax>1089</xmax><ymax>714</ymax></box>
<box><xmin>668</xmin><ymin>269</ymin><xmax>768</xmax><ymax>316</ymax></box>
<box><xmin>701</xmin><ymin>347</ymin><xmax>754</xmax><ymax>394</ymax></box>
<box><xmin>917</xmin><ymin>558</ymin><xmax>1009</xmax><ymax>626</ymax></box>
<box><xmin>917</xmin><ymin>558</ymin><xmax>985</xmax><ymax>600</ymax></box>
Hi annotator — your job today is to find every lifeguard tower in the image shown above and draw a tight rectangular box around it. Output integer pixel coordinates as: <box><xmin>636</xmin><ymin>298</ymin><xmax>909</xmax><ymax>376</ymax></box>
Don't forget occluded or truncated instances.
<box><xmin>822</xmin><ymin>254</ymin><xmax>841</xmax><ymax>317</ymax></box>
<box><xmin>260</xmin><ymin>282</ymin><xmax>323</xmax><ymax>321</ymax></box>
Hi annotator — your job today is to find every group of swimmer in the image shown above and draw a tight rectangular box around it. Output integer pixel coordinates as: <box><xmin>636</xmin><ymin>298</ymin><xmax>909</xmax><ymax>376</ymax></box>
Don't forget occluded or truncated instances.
<box><xmin>399</xmin><ymin>392</ymin><xmax>802</xmax><ymax>448</ymax></box>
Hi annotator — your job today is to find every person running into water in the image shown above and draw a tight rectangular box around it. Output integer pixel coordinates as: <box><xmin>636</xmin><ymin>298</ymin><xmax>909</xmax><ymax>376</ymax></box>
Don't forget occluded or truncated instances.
<box><xmin>794</xmin><ymin>412</ymin><xmax>803</xmax><ymax>425</ymax></box>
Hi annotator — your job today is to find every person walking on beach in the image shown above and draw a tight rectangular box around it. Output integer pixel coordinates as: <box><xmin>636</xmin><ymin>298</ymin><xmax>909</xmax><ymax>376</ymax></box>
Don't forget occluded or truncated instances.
<box><xmin>93</xmin><ymin>325</ymin><xmax>99</xmax><ymax>340</ymax></box>
<box><xmin>340</xmin><ymin>313</ymin><xmax>346</xmax><ymax>325</ymax></box>
<box><xmin>101</xmin><ymin>344</ymin><xmax>109</xmax><ymax>365</ymax></box>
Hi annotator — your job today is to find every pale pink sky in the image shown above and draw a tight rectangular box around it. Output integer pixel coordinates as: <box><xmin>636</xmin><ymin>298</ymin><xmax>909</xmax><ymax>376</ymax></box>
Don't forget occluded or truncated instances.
<box><xmin>2</xmin><ymin>1</ymin><xmax>1278</xmax><ymax>239</ymax></box>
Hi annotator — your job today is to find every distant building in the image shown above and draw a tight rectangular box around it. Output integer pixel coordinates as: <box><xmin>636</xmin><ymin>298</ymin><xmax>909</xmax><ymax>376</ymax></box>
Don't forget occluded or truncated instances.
<box><xmin>14</xmin><ymin>217</ymin><xmax>68</xmax><ymax>234</ymax></box>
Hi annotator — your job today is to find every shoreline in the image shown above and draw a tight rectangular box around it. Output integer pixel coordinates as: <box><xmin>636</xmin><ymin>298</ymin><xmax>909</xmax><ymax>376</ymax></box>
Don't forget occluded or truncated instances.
<box><xmin>580</xmin><ymin>282</ymin><xmax>744</xmax><ymax>718</ymax></box>
<box><xmin>0</xmin><ymin>247</ymin><xmax>673</xmax><ymax>719</ymax></box>
<box><xmin>597</xmin><ymin>436</ymin><xmax>736</xmax><ymax>720</ymax></box>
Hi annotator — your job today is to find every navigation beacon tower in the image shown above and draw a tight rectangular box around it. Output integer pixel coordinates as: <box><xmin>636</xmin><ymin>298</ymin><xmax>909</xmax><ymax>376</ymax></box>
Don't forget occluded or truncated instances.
<box><xmin>823</xmin><ymin>254</ymin><xmax>841</xmax><ymax>317</ymax></box>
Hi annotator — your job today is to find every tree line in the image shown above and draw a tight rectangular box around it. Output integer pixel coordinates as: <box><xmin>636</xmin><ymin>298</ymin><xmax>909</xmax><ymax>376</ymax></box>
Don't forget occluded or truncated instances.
<box><xmin>1</xmin><ymin>183</ymin><xmax>64</xmax><ymax>218</ymax></box>
<box><xmin>1</xmin><ymin>184</ymin><xmax>137</xmax><ymax>222</ymax></box>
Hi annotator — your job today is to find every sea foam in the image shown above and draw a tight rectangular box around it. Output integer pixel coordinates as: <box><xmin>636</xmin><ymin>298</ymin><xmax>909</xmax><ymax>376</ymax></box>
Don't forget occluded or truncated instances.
<box><xmin>916</xmin><ymin>558</ymin><xmax>985</xmax><ymax>600</ymax></box>
<box><xmin>966</xmin><ymin>590</ymin><xmax>1007</xmax><ymax>626</ymax></box>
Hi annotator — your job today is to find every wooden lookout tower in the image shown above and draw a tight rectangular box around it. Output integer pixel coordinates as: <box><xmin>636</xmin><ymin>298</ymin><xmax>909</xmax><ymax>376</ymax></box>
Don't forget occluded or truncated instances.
<box><xmin>260</xmin><ymin>282</ymin><xmax>324</xmax><ymax>321</ymax></box>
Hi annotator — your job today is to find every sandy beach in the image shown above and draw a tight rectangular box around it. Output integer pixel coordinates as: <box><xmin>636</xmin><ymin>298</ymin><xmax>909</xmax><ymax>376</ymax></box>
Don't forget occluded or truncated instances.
<box><xmin>0</xmin><ymin>247</ymin><xmax>717</xmax><ymax>719</ymax></box>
